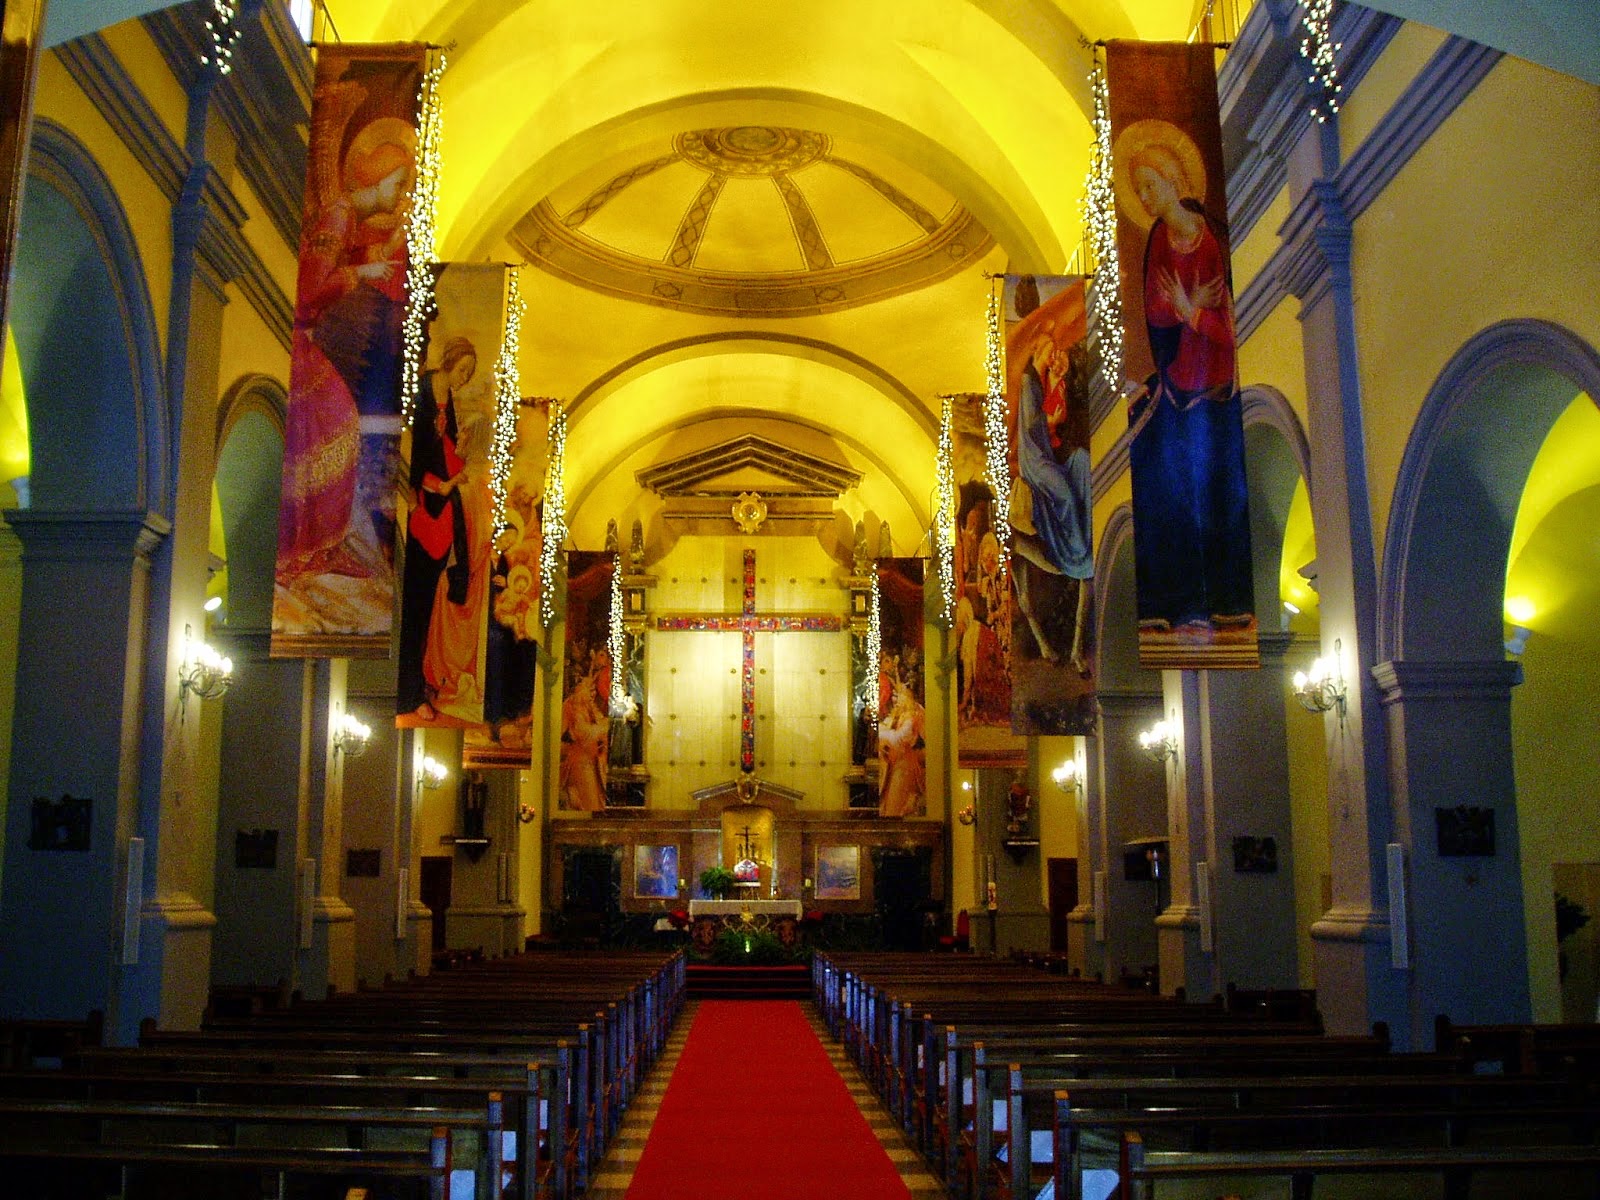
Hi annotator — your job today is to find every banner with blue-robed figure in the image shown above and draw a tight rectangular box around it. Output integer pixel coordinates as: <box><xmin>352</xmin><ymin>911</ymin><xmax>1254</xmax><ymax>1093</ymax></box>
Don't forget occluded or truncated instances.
<box><xmin>1003</xmin><ymin>275</ymin><xmax>1097</xmax><ymax>735</ymax></box>
<box><xmin>1107</xmin><ymin>39</ymin><xmax>1258</xmax><ymax>669</ymax></box>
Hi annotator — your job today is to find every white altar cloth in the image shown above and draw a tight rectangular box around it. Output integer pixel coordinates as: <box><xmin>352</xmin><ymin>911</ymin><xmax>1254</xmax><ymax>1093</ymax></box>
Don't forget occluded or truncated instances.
<box><xmin>688</xmin><ymin>899</ymin><xmax>802</xmax><ymax>918</ymax></box>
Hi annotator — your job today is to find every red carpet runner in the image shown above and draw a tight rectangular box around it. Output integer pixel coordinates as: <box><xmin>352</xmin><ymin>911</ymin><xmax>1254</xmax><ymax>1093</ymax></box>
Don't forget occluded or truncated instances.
<box><xmin>625</xmin><ymin>1000</ymin><xmax>913</xmax><ymax>1199</ymax></box>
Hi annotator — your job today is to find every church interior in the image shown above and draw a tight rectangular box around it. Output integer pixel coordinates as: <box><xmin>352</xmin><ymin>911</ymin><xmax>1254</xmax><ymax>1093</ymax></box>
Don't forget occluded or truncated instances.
<box><xmin>0</xmin><ymin>0</ymin><xmax>1598</xmax><ymax>1193</ymax></box>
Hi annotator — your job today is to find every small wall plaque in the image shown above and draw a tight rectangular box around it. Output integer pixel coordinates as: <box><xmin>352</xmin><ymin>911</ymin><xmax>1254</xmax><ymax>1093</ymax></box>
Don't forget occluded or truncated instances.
<box><xmin>1231</xmin><ymin>836</ymin><xmax>1278</xmax><ymax>874</ymax></box>
<box><xmin>235</xmin><ymin>828</ymin><xmax>278</xmax><ymax>869</ymax></box>
<box><xmin>30</xmin><ymin>795</ymin><xmax>91</xmax><ymax>851</ymax></box>
<box><xmin>1436</xmin><ymin>806</ymin><xmax>1495</xmax><ymax>857</ymax></box>
<box><xmin>346</xmin><ymin>848</ymin><xmax>381</xmax><ymax>878</ymax></box>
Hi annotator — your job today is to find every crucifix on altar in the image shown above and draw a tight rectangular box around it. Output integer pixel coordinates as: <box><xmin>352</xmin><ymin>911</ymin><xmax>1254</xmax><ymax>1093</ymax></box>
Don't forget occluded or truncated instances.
<box><xmin>651</xmin><ymin>548</ymin><xmax>844</xmax><ymax>772</ymax></box>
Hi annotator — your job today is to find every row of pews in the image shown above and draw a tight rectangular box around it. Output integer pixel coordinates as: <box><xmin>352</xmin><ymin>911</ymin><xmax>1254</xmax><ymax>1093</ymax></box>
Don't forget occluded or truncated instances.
<box><xmin>815</xmin><ymin>952</ymin><xmax>1600</xmax><ymax>1200</ymax></box>
<box><xmin>0</xmin><ymin>949</ymin><xmax>684</xmax><ymax>1200</ymax></box>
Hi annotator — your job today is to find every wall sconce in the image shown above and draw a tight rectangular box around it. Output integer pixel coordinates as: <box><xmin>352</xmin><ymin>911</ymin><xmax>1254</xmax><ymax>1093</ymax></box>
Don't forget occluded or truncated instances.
<box><xmin>1504</xmin><ymin>625</ymin><xmax>1532</xmax><ymax>656</ymax></box>
<box><xmin>179</xmin><ymin>626</ymin><xmax>233</xmax><ymax>704</ymax></box>
<box><xmin>957</xmin><ymin>804</ymin><xmax>976</xmax><ymax>826</ymax></box>
<box><xmin>1291</xmin><ymin>637</ymin><xmax>1347</xmax><ymax>716</ymax></box>
<box><xmin>333</xmin><ymin>711</ymin><xmax>372</xmax><ymax>759</ymax></box>
<box><xmin>1051</xmin><ymin>760</ymin><xmax>1082</xmax><ymax>796</ymax></box>
<box><xmin>1138</xmin><ymin>718</ymin><xmax>1178</xmax><ymax>763</ymax></box>
<box><xmin>418</xmin><ymin>756</ymin><xmax>448</xmax><ymax>791</ymax></box>
<box><xmin>517</xmin><ymin>803</ymin><xmax>537</xmax><ymax>825</ymax></box>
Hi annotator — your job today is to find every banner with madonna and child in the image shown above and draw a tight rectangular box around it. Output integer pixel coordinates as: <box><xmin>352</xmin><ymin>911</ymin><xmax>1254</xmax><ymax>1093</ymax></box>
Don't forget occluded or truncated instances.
<box><xmin>1106</xmin><ymin>40</ymin><xmax>1258</xmax><ymax>669</ymax></box>
<box><xmin>273</xmin><ymin>43</ymin><xmax>427</xmax><ymax>657</ymax></box>
<box><xmin>876</xmin><ymin>558</ymin><xmax>926</xmax><ymax>816</ymax></box>
<box><xmin>395</xmin><ymin>263</ymin><xmax>506</xmax><ymax>729</ymax></box>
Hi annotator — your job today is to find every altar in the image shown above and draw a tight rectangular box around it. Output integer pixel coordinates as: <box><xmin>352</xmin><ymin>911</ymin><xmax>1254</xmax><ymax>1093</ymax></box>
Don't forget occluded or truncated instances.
<box><xmin>688</xmin><ymin>899</ymin><xmax>802</xmax><ymax>919</ymax></box>
<box><xmin>686</xmin><ymin>898</ymin><xmax>805</xmax><ymax>951</ymax></box>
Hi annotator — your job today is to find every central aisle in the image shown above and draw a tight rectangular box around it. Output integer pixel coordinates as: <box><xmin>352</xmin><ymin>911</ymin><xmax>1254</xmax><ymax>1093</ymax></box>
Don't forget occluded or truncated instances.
<box><xmin>623</xmin><ymin>1000</ymin><xmax>916</xmax><ymax>1199</ymax></box>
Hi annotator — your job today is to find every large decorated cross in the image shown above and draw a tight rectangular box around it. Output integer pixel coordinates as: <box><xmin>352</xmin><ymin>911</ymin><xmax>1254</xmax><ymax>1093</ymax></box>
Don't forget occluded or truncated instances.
<box><xmin>651</xmin><ymin>549</ymin><xmax>843</xmax><ymax>772</ymax></box>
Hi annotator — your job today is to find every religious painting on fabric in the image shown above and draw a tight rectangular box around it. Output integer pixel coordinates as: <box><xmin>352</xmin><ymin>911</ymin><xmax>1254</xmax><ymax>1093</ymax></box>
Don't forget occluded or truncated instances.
<box><xmin>1003</xmin><ymin>275</ymin><xmax>1097</xmax><ymax>735</ymax></box>
<box><xmin>463</xmin><ymin>398</ymin><xmax>550</xmax><ymax>768</ymax></box>
<box><xmin>396</xmin><ymin>263</ymin><xmax>506</xmax><ymax>728</ymax></box>
<box><xmin>560</xmin><ymin>550</ymin><xmax>615</xmax><ymax>811</ymax></box>
<box><xmin>1106</xmin><ymin>40</ymin><xmax>1258</xmax><ymax>669</ymax></box>
<box><xmin>951</xmin><ymin>393</ymin><xmax>1026</xmax><ymax>767</ymax></box>
<box><xmin>877</xmin><ymin>558</ymin><xmax>926</xmax><ymax>816</ymax></box>
<box><xmin>272</xmin><ymin>43</ymin><xmax>426</xmax><ymax>657</ymax></box>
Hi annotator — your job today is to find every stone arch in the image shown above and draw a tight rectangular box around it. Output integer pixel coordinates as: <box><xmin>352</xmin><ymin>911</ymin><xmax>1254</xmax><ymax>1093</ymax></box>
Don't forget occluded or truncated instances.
<box><xmin>1380</xmin><ymin>319</ymin><xmax>1600</xmax><ymax>663</ymax></box>
<box><xmin>214</xmin><ymin>375</ymin><xmax>287</xmax><ymax>631</ymax></box>
<box><xmin>13</xmin><ymin>118</ymin><xmax>165</xmax><ymax>515</ymax></box>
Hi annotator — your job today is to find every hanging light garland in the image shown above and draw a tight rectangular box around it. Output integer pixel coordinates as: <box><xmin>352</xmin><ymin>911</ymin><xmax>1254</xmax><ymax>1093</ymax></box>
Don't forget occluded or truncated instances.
<box><xmin>201</xmin><ymin>1</ymin><xmax>245</xmax><ymax>75</ymax></box>
<box><xmin>934</xmin><ymin>394</ymin><xmax>957</xmax><ymax>628</ymax></box>
<box><xmin>1083</xmin><ymin>63</ymin><xmax>1125</xmax><ymax>392</ymax></box>
<box><xmin>539</xmin><ymin>402</ymin><xmax>568</xmax><ymax>628</ymax></box>
<box><xmin>866</xmin><ymin>569</ymin><xmax>882</xmax><ymax>730</ymax></box>
<box><xmin>488</xmin><ymin>267</ymin><xmax>524</xmax><ymax>544</ymax></box>
<box><xmin>607</xmin><ymin>554</ymin><xmax>627</xmax><ymax>717</ymax></box>
<box><xmin>399</xmin><ymin>52</ymin><xmax>447</xmax><ymax>427</ymax></box>
<box><xmin>981</xmin><ymin>286</ymin><xmax>1011</xmax><ymax>574</ymax></box>
<box><xmin>1300</xmin><ymin>0</ymin><xmax>1343</xmax><ymax>123</ymax></box>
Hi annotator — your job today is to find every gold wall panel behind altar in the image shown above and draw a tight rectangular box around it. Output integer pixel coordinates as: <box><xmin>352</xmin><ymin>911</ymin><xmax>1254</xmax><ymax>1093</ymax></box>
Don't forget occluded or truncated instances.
<box><xmin>272</xmin><ymin>43</ymin><xmax>426</xmax><ymax>657</ymax></box>
<box><xmin>396</xmin><ymin>263</ymin><xmax>506</xmax><ymax>729</ymax></box>
<box><xmin>463</xmin><ymin>398</ymin><xmax>550</xmax><ymax>769</ymax></box>
<box><xmin>1106</xmin><ymin>40</ymin><xmax>1257</xmax><ymax>670</ymax></box>
<box><xmin>877</xmin><ymin>557</ymin><xmax>926</xmax><ymax>816</ymax></box>
<box><xmin>1003</xmin><ymin>276</ymin><xmax>1097</xmax><ymax>736</ymax></box>
<box><xmin>952</xmin><ymin>393</ymin><xmax>1025</xmax><ymax>767</ymax></box>
<box><xmin>559</xmin><ymin>550</ymin><xmax>616</xmax><ymax>811</ymax></box>
<box><xmin>648</xmin><ymin>536</ymin><xmax>850</xmax><ymax>808</ymax></box>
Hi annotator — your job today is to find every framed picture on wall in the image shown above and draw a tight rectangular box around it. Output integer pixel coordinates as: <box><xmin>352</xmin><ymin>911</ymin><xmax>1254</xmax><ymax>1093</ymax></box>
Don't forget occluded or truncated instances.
<box><xmin>815</xmin><ymin>844</ymin><xmax>861</xmax><ymax>900</ymax></box>
<box><xmin>634</xmin><ymin>844</ymin><xmax>679</xmax><ymax>899</ymax></box>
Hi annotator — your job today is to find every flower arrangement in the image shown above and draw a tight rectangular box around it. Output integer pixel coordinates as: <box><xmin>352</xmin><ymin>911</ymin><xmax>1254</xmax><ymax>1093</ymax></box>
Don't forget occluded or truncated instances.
<box><xmin>698</xmin><ymin>866</ymin><xmax>737</xmax><ymax>900</ymax></box>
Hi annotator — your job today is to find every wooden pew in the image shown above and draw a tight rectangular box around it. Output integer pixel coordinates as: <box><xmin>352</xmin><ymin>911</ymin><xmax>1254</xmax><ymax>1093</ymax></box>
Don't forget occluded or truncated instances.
<box><xmin>1121</xmin><ymin>1130</ymin><xmax>1600</xmax><ymax>1200</ymax></box>
<box><xmin>0</xmin><ymin>1119</ymin><xmax>452</xmax><ymax>1200</ymax></box>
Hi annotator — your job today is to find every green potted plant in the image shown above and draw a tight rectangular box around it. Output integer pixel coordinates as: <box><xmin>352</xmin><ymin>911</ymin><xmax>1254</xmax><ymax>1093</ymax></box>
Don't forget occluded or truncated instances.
<box><xmin>699</xmin><ymin>866</ymin><xmax>737</xmax><ymax>900</ymax></box>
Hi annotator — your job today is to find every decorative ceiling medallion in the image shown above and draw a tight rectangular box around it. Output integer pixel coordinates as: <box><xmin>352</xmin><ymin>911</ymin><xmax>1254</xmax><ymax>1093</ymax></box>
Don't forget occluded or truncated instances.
<box><xmin>676</xmin><ymin>127</ymin><xmax>828</xmax><ymax>176</ymax></box>
<box><xmin>731</xmin><ymin>492</ymin><xmax>769</xmax><ymax>534</ymax></box>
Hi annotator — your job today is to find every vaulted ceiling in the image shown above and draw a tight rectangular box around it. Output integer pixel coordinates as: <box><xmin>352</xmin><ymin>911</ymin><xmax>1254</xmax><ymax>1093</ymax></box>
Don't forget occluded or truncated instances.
<box><xmin>42</xmin><ymin>0</ymin><xmax>1600</xmax><ymax>558</ymax></box>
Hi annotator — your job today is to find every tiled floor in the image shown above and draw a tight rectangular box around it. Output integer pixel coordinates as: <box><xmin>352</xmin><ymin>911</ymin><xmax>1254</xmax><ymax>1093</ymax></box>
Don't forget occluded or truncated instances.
<box><xmin>584</xmin><ymin>999</ymin><xmax>945</xmax><ymax>1198</ymax></box>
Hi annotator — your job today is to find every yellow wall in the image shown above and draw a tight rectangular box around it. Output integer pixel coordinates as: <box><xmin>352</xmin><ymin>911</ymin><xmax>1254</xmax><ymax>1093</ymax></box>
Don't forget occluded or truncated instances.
<box><xmin>1353</xmin><ymin>56</ymin><xmax>1600</xmax><ymax>563</ymax></box>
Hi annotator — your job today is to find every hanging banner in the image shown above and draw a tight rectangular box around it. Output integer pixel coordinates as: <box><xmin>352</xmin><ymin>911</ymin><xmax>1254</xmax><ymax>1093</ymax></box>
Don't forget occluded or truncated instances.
<box><xmin>952</xmin><ymin>392</ymin><xmax>1026</xmax><ymax>767</ymax></box>
<box><xmin>1107</xmin><ymin>40</ymin><xmax>1258</xmax><ymax>669</ymax></box>
<box><xmin>395</xmin><ymin>263</ymin><xmax>505</xmax><ymax>728</ymax></box>
<box><xmin>877</xmin><ymin>558</ymin><xmax>926</xmax><ymax>816</ymax></box>
<box><xmin>272</xmin><ymin>43</ymin><xmax>427</xmax><ymax>656</ymax></box>
<box><xmin>463</xmin><ymin>398</ymin><xmax>551</xmax><ymax>769</ymax></box>
<box><xmin>559</xmin><ymin>550</ymin><xmax>615</xmax><ymax>811</ymax></box>
<box><xmin>1003</xmin><ymin>275</ymin><xmax>1097</xmax><ymax>735</ymax></box>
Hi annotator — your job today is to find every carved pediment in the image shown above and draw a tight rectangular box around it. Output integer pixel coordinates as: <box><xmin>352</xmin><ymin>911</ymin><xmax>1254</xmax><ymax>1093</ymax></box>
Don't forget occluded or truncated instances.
<box><xmin>637</xmin><ymin>434</ymin><xmax>861</xmax><ymax>498</ymax></box>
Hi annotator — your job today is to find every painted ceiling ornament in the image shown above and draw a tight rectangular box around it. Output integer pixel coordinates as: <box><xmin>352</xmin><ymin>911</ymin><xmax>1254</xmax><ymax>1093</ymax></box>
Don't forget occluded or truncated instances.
<box><xmin>676</xmin><ymin>126</ymin><xmax>829</xmax><ymax>176</ymax></box>
<box><xmin>731</xmin><ymin>491</ymin><xmax>768</xmax><ymax>534</ymax></box>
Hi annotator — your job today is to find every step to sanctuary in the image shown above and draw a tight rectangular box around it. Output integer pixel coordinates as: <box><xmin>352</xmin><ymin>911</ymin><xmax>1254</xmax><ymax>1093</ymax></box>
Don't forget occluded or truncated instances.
<box><xmin>686</xmin><ymin>963</ymin><xmax>811</xmax><ymax>1000</ymax></box>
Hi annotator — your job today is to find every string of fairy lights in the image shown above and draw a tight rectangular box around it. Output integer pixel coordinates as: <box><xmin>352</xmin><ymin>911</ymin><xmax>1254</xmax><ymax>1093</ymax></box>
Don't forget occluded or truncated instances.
<box><xmin>1300</xmin><ymin>0</ymin><xmax>1343</xmax><ymax>123</ymax></box>
<box><xmin>201</xmin><ymin>1</ymin><xmax>245</xmax><ymax>75</ymax></box>
<box><xmin>398</xmin><ymin>53</ymin><xmax>447</xmax><ymax>428</ymax></box>
<box><xmin>607</xmin><ymin>555</ymin><xmax>627</xmax><ymax>716</ymax></box>
<box><xmin>488</xmin><ymin>268</ymin><xmax>524</xmax><ymax>543</ymax></box>
<box><xmin>981</xmin><ymin>287</ymin><xmax>1012</xmax><ymax>575</ymax></box>
<box><xmin>934</xmin><ymin>395</ymin><xmax>957</xmax><ymax>628</ymax></box>
<box><xmin>866</xmin><ymin>569</ymin><xmax>882</xmax><ymax>729</ymax></box>
<box><xmin>539</xmin><ymin>403</ymin><xmax>568</xmax><ymax>628</ymax></box>
<box><xmin>1084</xmin><ymin>63</ymin><xmax>1125</xmax><ymax>391</ymax></box>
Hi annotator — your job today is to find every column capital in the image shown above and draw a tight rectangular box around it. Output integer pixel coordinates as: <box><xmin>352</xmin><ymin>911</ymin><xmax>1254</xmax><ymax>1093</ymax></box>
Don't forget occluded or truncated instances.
<box><xmin>1370</xmin><ymin>659</ymin><xmax>1523</xmax><ymax>705</ymax></box>
<box><xmin>1309</xmin><ymin>904</ymin><xmax>1392</xmax><ymax>944</ymax></box>
<box><xmin>3</xmin><ymin>509</ymin><xmax>171</xmax><ymax>563</ymax></box>
<box><xmin>1093</xmin><ymin>689</ymin><xmax>1162</xmax><ymax>719</ymax></box>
